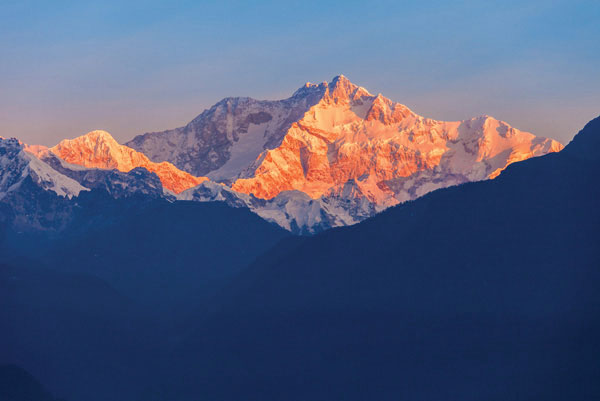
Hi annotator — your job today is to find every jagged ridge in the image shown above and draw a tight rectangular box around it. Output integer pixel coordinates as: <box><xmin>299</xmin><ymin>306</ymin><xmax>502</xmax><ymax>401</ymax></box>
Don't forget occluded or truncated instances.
<box><xmin>39</xmin><ymin>130</ymin><xmax>208</xmax><ymax>194</ymax></box>
<box><xmin>126</xmin><ymin>75</ymin><xmax>563</xmax><ymax>232</ymax></box>
<box><xmin>230</xmin><ymin>75</ymin><xmax>563</xmax><ymax>205</ymax></box>
<box><xmin>16</xmin><ymin>76</ymin><xmax>565</xmax><ymax>233</ymax></box>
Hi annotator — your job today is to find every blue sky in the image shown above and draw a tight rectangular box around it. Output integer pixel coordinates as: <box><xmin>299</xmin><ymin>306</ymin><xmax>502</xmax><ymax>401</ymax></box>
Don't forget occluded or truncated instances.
<box><xmin>1</xmin><ymin>0</ymin><xmax>598</xmax><ymax>145</ymax></box>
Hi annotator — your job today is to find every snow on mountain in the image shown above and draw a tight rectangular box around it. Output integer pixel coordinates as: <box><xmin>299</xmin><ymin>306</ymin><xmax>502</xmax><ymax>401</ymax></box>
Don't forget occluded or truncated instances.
<box><xmin>0</xmin><ymin>137</ymin><xmax>87</xmax><ymax>200</ymax></box>
<box><xmin>251</xmin><ymin>190</ymin><xmax>360</xmax><ymax>233</ymax></box>
<box><xmin>1</xmin><ymin>137</ymin><xmax>174</xmax><ymax>233</ymax></box>
<box><xmin>126</xmin><ymin>86</ymin><xmax>328</xmax><ymax>179</ymax></box>
<box><xmin>231</xmin><ymin>75</ymin><xmax>563</xmax><ymax>205</ymax></box>
<box><xmin>40</xmin><ymin>151</ymin><xmax>169</xmax><ymax>200</ymax></box>
<box><xmin>178</xmin><ymin>182</ymin><xmax>359</xmax><ymax>234</ymax></box>
<box><xmin>46</xmin><ymin>130</ymin><xmax>208</xmax><ymax>193</ymax></box>
<box><xmin>4</xmin><ymin>76</ymin><xmax>564</xmax><ymax>234</ymax></box>
<box><xmin>128</xmin><ymin>75</ymin><xmax>563</xmax><ymax>231</ymax></box>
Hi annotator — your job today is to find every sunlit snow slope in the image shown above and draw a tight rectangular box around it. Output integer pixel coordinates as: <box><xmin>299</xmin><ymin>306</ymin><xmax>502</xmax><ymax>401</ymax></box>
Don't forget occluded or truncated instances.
<box><xmin>36</xmin><ymin>130</ymin><xmax>208</xmax><ymax>193</ymax></box>
<box><xmin>19</xmin><ymin>76</ymin><xmax>563</xmax><ymax>232</ymax></box>
<box><xmin>129</xmin><ymin>75</ymin><xmax>563</xmax><ymax>217</ymax></box>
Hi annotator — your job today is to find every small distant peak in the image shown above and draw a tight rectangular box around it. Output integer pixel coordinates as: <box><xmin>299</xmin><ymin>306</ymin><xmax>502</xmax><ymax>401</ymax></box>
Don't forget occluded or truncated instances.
<box><xmin>326</xmin><ymin>74</ymin><xmax>362</xmax><ymax>103</ymax></box>
<box><xmin>79</xmin><ymin>130</ymin><xmax>119</xmax><ymax>144</ymax></box>
<box><xmin>330</xmin><ymin>74</ymin><xmax>353</xmax><ymax>87</ymax></box>
<box><xmin>292</xmin><ymin>75</ymin><xmax>371</xmax><ymax>103</ymax></box>
<box><xmin>354</xmin><ymin>86</ymin><xmax>373</xmax><ymax>98</ymax></box>
<box><xmin>299</xmin><ymin>81</ymin><xmax>322</xmax><ymax>91</ymax></box>
<box><xmin>477</xmin><ymin>115</ymin><xmax>503</xmax><ymax>128</ymax></box>
<box><xmin>332</xmin><ymin>73</ymin><xmax>347</xmax><ymax>81</ymax></box>
<box><xmin>291</xmin><ymin>80</ymin><xmax>328</xmax><ymax>98</ymax></box>
<box><xmin>52</xmin><ymin>130</ymin><xmax>121</xmax><ymax>154</ymax></box>
<box><xmin>88</xmin><ymin>129</ymin><xmax>113</xmax><ymax>136</ymax></box>
<box><xmin>369</xmin><ymin>93</ymin><xmax>391</xmax><ymax>107</ymax></box>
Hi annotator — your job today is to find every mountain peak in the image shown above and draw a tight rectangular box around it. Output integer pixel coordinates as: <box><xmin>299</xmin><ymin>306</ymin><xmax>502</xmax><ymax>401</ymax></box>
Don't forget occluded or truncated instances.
<box><xmin>323</xmin><ymin>75</ymin><xmax>372</xmax><ymax>103</ymax></box>
<box><xmin>0</xmin><ymin>136</ymin><xmax>87</xmax><ymax>199</ymax></box>
<box><xmin>291</xmin><ymin>75</ymin><xmax>372</xmax><ymax>102</ymax></box>
<box><xmin>81</xmin><ymin>129</ymin><xmax>119</xmax><ymax>144</ymax></box>
<box><xmin>87</xmin><ymin>129</ymin><xmax>112</xmax><ymax>136</ymax></box>
<box><xmin>51</xmin><ymin>130</ymin><xmax>122</xmax><ymax>156</ymax></box>
<box><xmin>328</xmin><ymin>74</ymin><xmax>357</xmax><ymax>96</ymax></box>
<box><xmin>51</xmin><ymin>130</ymin><xmax>145</xmax><ymax>171</ymax></box>
<box><xmin>331</xmin><ymin>73</ymin><xmax>349</xmax><ymax>83</ymax></box>
<box><xmin>291</xmin><ymin>81</ymin><xmax>328</xmax><ymax>99</ymax></box>
<box><xmin>127</xmin><ymin>76</ymin><xmax>564</xmax><ymax>231</ymax></box>
<box><xmin>48</xmin><ymin>130</ymin><xmax>208</xmax><ymax>193</ymax></box>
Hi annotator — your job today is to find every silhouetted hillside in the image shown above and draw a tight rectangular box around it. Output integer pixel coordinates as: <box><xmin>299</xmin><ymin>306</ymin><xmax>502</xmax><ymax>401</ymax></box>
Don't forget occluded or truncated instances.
<box><xmin>2</xmin><ymin>194</ymin><xmax>289</xmax><ymax>313</ymax></box>
<box><xmin>0</xmin><ymin>364</ymin><xmax>65</xmax><ymax>401</ymax></box>
<box><xmin>0</xmin><ymin>262</ymin><xmax>146</xmax><ymax>401</ymax></box>
<box><xmin>41</xmin><ymin>199</ymin><xmax>289</xmax><ymax>312</ymax></box>
<box><xmin>0</xmin><ymin>197</ymin><xmax>289</xmax><ymax>401</ymax></box>
<box><xmin>170</xmin><ymin>116</ymin><xmax>600</xmax><ymax>400</ymax></box>
<box><xmin>1</xmin><ymin>118</ymin><xmax>598</xmax><ymax>401</ymax></box>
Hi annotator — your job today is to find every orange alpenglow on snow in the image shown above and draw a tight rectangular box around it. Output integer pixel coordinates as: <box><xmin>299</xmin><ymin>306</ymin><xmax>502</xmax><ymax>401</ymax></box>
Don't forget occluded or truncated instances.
<box><xmin>232</xmin><ymin>75</ymin><xmax>564</xmax><ymax>205</ymax></box>
<box><xmin>23</xmin><ymin>144</ymin><xmax>50</xmax><ymax>157</ymax></box>
<box><xmin>47</xmin><ymin>130</ymin><xmax>208</xmax><ymax>193</ymax></box>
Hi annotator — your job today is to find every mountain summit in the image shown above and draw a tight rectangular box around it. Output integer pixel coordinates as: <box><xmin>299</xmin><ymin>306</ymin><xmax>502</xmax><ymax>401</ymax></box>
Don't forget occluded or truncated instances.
<box><xmin>43</xmin><ymin>130</ymin><xmax>207</xmax><ymax>193</ymax></box>
<box><xmin>128</xmin><ymin>75</ymin><xmax>563</xmax><ymax>215</ymax></box>
<box><xmin>0</xmin><ymin>138</ymin><xmax>86</xmax><ymax>200</ymax></box>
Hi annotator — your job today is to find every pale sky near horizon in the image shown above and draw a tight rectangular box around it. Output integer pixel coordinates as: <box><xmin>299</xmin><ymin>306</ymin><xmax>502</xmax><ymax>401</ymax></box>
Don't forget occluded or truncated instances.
<box><xmin>1</xmin><ymin>0</ymin><xmax>599</xmax><ymax>146</ymax></box>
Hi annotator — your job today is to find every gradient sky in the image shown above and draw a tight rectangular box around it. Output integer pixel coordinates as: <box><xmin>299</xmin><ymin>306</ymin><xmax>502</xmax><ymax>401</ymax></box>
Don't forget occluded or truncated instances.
<box><xmin>1</xmin><ymin>0</ymin><xmax>599</xmax><ymax>146</ymax></box>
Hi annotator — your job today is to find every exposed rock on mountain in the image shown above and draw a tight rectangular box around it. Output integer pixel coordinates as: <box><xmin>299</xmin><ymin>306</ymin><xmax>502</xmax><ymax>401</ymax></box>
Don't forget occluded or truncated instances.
<box><xmin>126</xmin><ymin>86</ymin><xmax>328</xmax><ymax>179</ymax></box>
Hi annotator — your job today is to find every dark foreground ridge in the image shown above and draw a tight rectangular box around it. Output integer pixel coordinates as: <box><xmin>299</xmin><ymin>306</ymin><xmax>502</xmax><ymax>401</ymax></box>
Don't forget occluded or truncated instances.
<box><xmin>168</xmin><ymin>116</ymin><xmax>600</xmax><ymax>400</ymax></box>
<box><xmin>0</xmin><ymin>364</ymin><xmax>64</xmax><ymax>401</ymax></box>
<box><xmin>0</xmin><ymin>116</ymin><xmax>599</xmax><ymax>401</ymax></box>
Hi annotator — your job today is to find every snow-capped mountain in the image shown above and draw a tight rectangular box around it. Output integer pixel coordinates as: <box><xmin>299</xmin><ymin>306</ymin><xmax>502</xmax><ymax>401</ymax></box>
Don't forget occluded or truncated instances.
<box><xmin>125</xmin><ymin>75</ymin><xmax>563</xmax><ymax>231</ymax></box>
<box><xmin>39</xmin><ymin>150</ymin><xmax>168</xmax><ymax>200</ymax></box>
<box><xmin>1</xmin><ymin>136</ymin><xmax>178</xmax><ymax>233</ymax></box>
<box><xmin>1</xmin><ymin>138</ymin><xmax>86</xmax><ymax>200</ymax></box>
<box><xmin>126</xmin><ymin>86</ymin><xmax>327</xmax><ymax>180</ymax></box>
<box><xmin>179</xmin><ymin>183</ymin><xmax>362</xmax><ymax>233</ymax></box>
<box><xmin>0</xmin><ymin>137</ymin><xmax>88</xmax><ymax>231</ymax></box>
<box><xmin>38</xmin><ymin>130</ymin><xmax>207</xmax><ymax>194</ymax></box>
<box><xmin>9</xmin><ymin>76</ymin><xmax>564</xmax><ymax>233</ymax></box>
<box><xmin>231</xmin><ymin>76</ymin><xmax>563</xmax><ymax>206</ymax></box>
